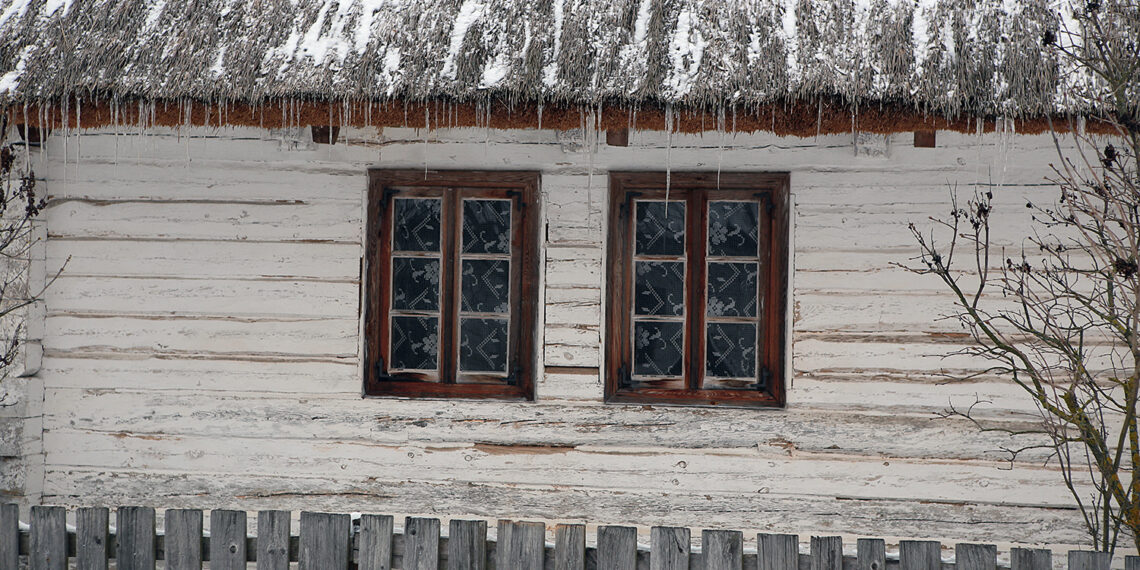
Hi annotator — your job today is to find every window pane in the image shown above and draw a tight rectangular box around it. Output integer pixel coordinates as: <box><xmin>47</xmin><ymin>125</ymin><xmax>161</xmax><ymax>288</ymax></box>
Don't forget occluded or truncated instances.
<box><xmin>463</xmin><ymin>199</ymin><xmax>511</xmax><ymax>254</ymax></box>
<box><xmin>708</xmin><ymin>201</ymin><xmax>758</xmax><ymax>257</ymax></box>
<box><xmin>634</xmin><ymin>261</ymin><xmax>685</xmax><ymax>316</ymax></box>
<box><xmin>391</xmin><ymin>316</ymin><xmax>439</xmax><ymax>370</ymax></box>
<box><xmin>393</xmin><ymin>198</ymin><xmax>442</xmax><ymax>252</ymax></box>
<box><xmin>635</xmin><ymin>201</ymin><xmax>685</xmax><ymax>256</ymax></box>
<box><xmin>633</xmin><ymin>320</ymin><xmax>684</xmax><ymax>377</ymax></box>
<box><xmin>460</xmin><ymin>317</ymin><xmax>509</xmax><ymax>372</ymax></box>
<box><xmin>461</xmin><ymin>259</ymin><xmax>510</xmax><ymax>314</ymax></box>
<box><xmin>707</xmin><ymin>262</ymin><xmax>758</xmax><ymax>317</ymax></box>
<box><xmin>706</xmin><ymin>322</ymin><xmax>756</xmax><ymax>378</ymax></box>
<box><xmin>391</xmin><ymin>257</ymin><xmax>440</xmax><ymax>311</ymax></box>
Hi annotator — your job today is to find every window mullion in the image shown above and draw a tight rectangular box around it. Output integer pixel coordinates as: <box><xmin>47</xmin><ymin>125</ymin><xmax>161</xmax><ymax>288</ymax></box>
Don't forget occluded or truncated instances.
<box><xmin>439</xmin><ymin>189</ymin><xmax>462</xmax><ymax>383</ymax></box>
<box><xmin>686</xmin><ymin>190</ymin><xmax>708</xmax><ymax>391</ymax></box>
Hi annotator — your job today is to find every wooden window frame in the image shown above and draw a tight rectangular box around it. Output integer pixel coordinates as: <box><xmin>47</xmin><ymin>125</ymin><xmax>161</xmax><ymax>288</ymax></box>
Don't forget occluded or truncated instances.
<box><xmin>605</xmin><ymin>172</ymin><xmax>790</xmax><ymax>408</ymax></box>
<box><xmin>364</xmin><ymin>169</ymin><xmax>541</xmax><ymax>400</ymax></box>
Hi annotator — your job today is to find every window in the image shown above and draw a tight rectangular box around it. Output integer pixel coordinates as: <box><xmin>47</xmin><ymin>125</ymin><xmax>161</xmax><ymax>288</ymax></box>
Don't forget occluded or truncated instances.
<box><xmin>364</xmin><ymin>170</ymin><xmax>540</xmax><ymax>400</ymax></box>
<box><xmin>605</xmin><ymin>172</ymin><xmax>790</xmax><ymax>407</ymax></box>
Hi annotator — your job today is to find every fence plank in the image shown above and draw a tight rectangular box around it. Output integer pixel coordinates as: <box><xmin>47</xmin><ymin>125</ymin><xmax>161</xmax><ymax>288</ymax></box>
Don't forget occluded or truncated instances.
<box><xmin>1010</xmin><ymin>548</ymin><xmax>1052</xmax><ymax>570</ymax></box>
<box><xmin>555</xmin><ymin>524</ymin><xmax>587</xmax><ymax>570</ymax></box>
<box><xmin>0</xmin><ymin>504</ymin><xmax>16</xmax><ymax>570</ymax></box>
<box><xmin>299</xmin><ymin>512</ymin><xmax>351</xmax><ymax>570</ymax></box>
<box><xmin>597</xmin><ymin>526</ymin><xmax>637</xmax><ymax>570</ymax></box>
<box><xmin>210</xmin><ymin>510</ymin><xmax>247</xmax><ymax>570</ymax></box>
<box><xmin>31</xmin><ymin>505</ymin><xmax>67</xmax><ymax>570</ymax></box>
<box><xmin>856</xmin><ymin>539</ymin><xmax>885</xmax><ymax>570</ymax></box>
<box><xmin>497</xmin><ymin>520</ymin><xmax>544</xmax><ymax>569</ymax></box>
<box><xmin>403</xmin><ymin>517</ymin><xmax>440</xmax><ymax>570</ymax></box>
<box><xmin>1068</xmin><ymin>551</ymin><xmax>1112</xmax><ymax>570</ymax></box>
<box><xmin>955</xmin><ymin>544</ymin><xmax>996</xmax><ymax>570</ymax></box>
<box><xmin>758</xmin><ymin>534</ymin><xmax>799</xmax><ymax>570</ymax></box>
<box><xmin>899</xmin><ymin>541</ymin><xmax>941</xmax><ymax>570</ymax></box>
<box><xmin>257</xmin><ymin>510</ymin><xmax>291</xmax><ymax>570</ymax></box>
<box><xmin>164</xmin><ymin>509</ymin><xmax>203</xmax><ymax>570</ymax></box>
<box><xmin>359</xmin><ymin>514</ymin><xmax>394</xmax><ymax>570</ymax></box>
<box><xmin>1126</xmin><ymin>556</ymin><xmax>1140</xmax><ymax>570</ymax></box>
<box><xmin>117</xmin><ymin>506</ymin><xmax>157</xmax><ymax>570</ymax></box>
<box><xmin>811</xmin><ymin>536</ymin><xmax>843</xmax><ymax>570</ymax></box>
<box><xmin>77</xmin><ymin>507</ymin><xmax>110</xmax><ymax>570</ymax></box>
<box><xmin>703</xmin><ymin>530</ymin><xmax>743</xmax><ymax>570</ymax></box>
<box><xmin>651</xmin><ymin>526</ymin><xmax>690</xmax><ymax>570</ymax></box>
<box><xmin>447</xmin><ymin>520</ymin><xmax>487</xmax><ymax>570</ymax></box>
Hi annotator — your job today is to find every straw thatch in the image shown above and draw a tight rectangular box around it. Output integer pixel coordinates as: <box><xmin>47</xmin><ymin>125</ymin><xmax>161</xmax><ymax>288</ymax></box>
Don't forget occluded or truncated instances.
<box><xmin>0</xmin><ymin>0</ymin><xmax>1135</xmax><ymax>126</ymax></box>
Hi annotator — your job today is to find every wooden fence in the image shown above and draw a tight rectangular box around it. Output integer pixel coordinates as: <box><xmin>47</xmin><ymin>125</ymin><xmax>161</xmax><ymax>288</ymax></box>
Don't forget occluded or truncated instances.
<box><xmin>1</xmin><ymin>504</ymin><xmax>1137</xmax><ymax>570</ymax></box>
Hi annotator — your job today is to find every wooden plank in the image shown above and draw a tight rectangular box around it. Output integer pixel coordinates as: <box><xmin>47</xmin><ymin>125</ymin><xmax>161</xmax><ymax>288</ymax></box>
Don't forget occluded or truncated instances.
<box><xmin>757</xmin><ymin>534</ymin><xmax>799</xmax><ymax>570</ymax></box>
<box><xmin>76</xmin><ymin>507</ymin><xmax>110</xmax><ymax>570</ymax></box>
<box><xmin>703</xmin><ymin>530</ymin><xmax>743</xmax><ymax>570</ymax></box>
<box><xmin>496</xmin><ymin>520</ymin><xmax>543</xmax><ymax>569</ymax></box>
<box><xmin>811</xmin><ymin>536</ymin><xmax>843</xmax><ymax>570</ymax></box>
<box><xmin>30</xmin><ymin>505</ymin><xmax>67</xmax><ymax>570</ymax></box>
<box><xmin>555</xmin><ymin>524</ymin><xmax>586</xmax><ymax>570</ymax></box>
<box><xmin>650</xmin><ymin>526</ymin><xmax>690</xmax><ymax>570</ymax></box>
<box><xmin>447</xmin><ymin>519</ymin><xmax>486</xmax><ymax>570</ymax></box>
<box><xmin>358</xmin><ymin>514</ymin><xmax>394</xmax><ymax>570</ymax></box>
<box><xmin>597</xmin><ymin>526</ymin><xmax>637</xmax><ymax>570</ymax></box>
<box><xmin>1010</xmin><ymin>548</ymin><xmax>1052</xmax><ymax>570</ymax></box>
<box><xmin>299</xmin><ymin>512</ymin><xmax>351</xmax><ymax>570</ymax></box>
<box><xmin>116</xmin><ymin>506</ymin><xmax>157</xmax><ymax>570</ymax></box>
<box><xmin>209</xmin><ymin>509</ymin><xmax>247</xmax><ymax>570</ymax></box>
<box><xmin>954</xmin><ymin>543</ymin><xmax>996</xmax><ymax>570</ymax></box>
<box><xmin>257</xmin><ymin>510</ymin><xmax>291</xmax><ymax>570</ymax></box>
<box><xmin>1068</xmin><ymin>552</ymin><xmax>1112</xmax><ymax>570</ymax></box>
<box><xmin>0</xmin><ymin>504</ymin><xmax>17</xmax><ymax>570</ymax></box>
<box><xmin>899</xmin><ymin>541</ymin><xmax>940</xmax><ymax>570</ymax></box>
<box><xmin>856</xmin><ymin>539</ymin><xmax>885</xmax><ymax>570</ymax></box>
<box><xmin>163</xmin><ymin>509</ymin><xmax>203</xmax><ymax>570</ymax></box>
<box><xmin>402</xmin><ymin>517</ymin><xmax>440</xmax><ymax>570</ymax></box>
<box><xmin>1126</xmin><ymin>556</ymin><xmax>1140</xmax><ymax>570</ymax></box>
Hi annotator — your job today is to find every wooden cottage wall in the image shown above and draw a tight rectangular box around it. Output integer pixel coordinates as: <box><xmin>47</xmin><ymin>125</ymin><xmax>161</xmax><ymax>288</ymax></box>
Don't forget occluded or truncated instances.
<box><xmin>22</xmin><ymin>124</ymin><xmax>1091</xmax><ymax>547</ymax></box>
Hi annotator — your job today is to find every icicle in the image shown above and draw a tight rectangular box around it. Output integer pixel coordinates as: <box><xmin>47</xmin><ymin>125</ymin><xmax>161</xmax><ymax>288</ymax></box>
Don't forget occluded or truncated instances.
<box><xmin>21</xmin><ymin>103</ymin><xmax>30</xmax><ymax>176</ymax></box>
<box><xmin>75</xmin><ymin>94</ymin><xmax>81</xmax><ymax>171</ymax></box>
<box><xmin>61</xmin><ymin>93</ymin><xmax>69</xmax><ymax>172</ymax></box>
<box><xmin>664</xmin><ymin>103</ymin><xmax>673</xmax><ymax>216</ymax></box>
<box><xmin>717</xmin><ymin>104</ymin><xmax>725</xmax><ymax>189</ymax></box>
<box><xmin>537</xmin><ymin>100</ymin><xmax>543</xmax><ymax>131</ymax></box>
<box><xmin>423</xmin><ymin>105</ymin><xmax>430</xmax><ymax>179</ymax></box>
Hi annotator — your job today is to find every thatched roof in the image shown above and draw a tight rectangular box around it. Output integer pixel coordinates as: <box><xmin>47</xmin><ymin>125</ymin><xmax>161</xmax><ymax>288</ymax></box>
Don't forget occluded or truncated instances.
<box><xmin>0</xmin><ymin>0</ymin><xmax>1135</xmax><ymax>131</ymax></box>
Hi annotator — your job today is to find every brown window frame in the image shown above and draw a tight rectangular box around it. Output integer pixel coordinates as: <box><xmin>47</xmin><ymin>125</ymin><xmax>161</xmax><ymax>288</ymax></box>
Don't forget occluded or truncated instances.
<box><xmin>605</xmin><ymin>172</ymin><xmax>790</xmax><ymax>408</ymax></box>
<box><xmin>364</xmin><ymin>169</ymin><xmax>541</xmax><ymax>400</ymax></box>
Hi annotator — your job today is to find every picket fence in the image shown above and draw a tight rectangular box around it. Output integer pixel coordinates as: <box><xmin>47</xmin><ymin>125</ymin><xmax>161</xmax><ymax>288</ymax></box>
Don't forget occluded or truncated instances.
<box><xmin>1</xmin><ymin>504</ymin><xmax>1137</xmax><ymax>570</ymax></box>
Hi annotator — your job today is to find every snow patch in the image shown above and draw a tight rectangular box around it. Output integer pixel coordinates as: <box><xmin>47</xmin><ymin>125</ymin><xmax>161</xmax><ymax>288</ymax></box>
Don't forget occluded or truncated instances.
<box><xmin>441</xmin><ymin>0</ymin><xmax>486</xmax><ymax>80</ymax></box>
<box><xmin>632</xmin><ymin>0</ymin><xmax>651</xmax><ymax>47</ymax></box>
<box><xmin>141</xmin><ymin>0</ymin><xmax>167</xmax><ymax>33</ymax></box>
<box><xmin>780</xmin><ymin>0</ymin><xmax>799</xmax><ymax>83</ymax></box>
<box><xmin>41</xmin><ymin>0</ymin><xmax>72</xmax><ymax>18</ymax></box>
<box><xmin>911</xmin><ymin>0</ymin><xmax>939</xmax><ymax>76</ymax></box>
<box><xmin>0</xmin><ymin>0</ymin><xmax>32</xmax><ymax>30</ymax></box>
<box><xmin>664</xmin><ymin>5</ymin><xmax>705</xmax><ymax>96</ymax></box>
<box><xmin>383</xmin><ymin>46</ymin><xmax>402</xmax><ymax>94</ymax></box>
<box><xmin>542</xmin><ymin>0</ymin><xmax>564</xmax><ymax>86</ymax></box>
<box><xmin>294</xmin><ymin>0</ymin><xmax>354</xmax><ymax>65</ymax></box>
<box><xmin>354</xmin><ymin>0</ymin><xmax>390</xmax><ymax>53</ymax></box>
<box><xmin>210</xmin><ymin>46</ymin><xmax>227</xmax><ymax>78</ymax></box>
<box><xmin>0</xmin><ymin>45</ymin><xmax>32</xmax><ymax>95</ymax></box>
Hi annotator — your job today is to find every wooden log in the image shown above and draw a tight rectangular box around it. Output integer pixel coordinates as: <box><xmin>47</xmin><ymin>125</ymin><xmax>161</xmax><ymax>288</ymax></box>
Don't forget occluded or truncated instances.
<box><xmin>650</xmin><ymin>526</ymin><xmax>690</xmax><ymax>570</ymax></box>
<box><xmin>447</xmin><ymin>520</ymin><xmax>487</xmax><ymax>570</ymax></box>
<box><xmin>497</xmin><ymin>520</ymin><xmax>544</xmax><ymax>569</ymax></box>
<box><xmin>703</xmin><ymin>530</ymin><xmax>743</xmax><ymax>570</ymax></box>
<box><xmin>899</xmin><ymin>541</ymin><xmax>940</xmax><ymax>570</ymax></box>
<box><xmin>299</xmin><ymin>512</ymin><xmax>350</xmax><ymax>570</ymax></box>
<box><xmin>1068</xmin><ymin>551</ymin><xmax>1112</xmax><ymax>570</ymax></box>
<box><xmin>359</xmin><ymin>514</ymin><xmax>394</xmax><ymax>570</ymax></box>
<box><xmin>856</xmin><ymin>539</ymin><xmax>885</xmax><ymax>570</ymax></box>
<box><xmin>1010</xmin><ymin>548</ymin><xmax>1052</xmax><ymax>570</ymax></box>
<box><xmin>597</xmin><ymin>526</ymin><xmax>637</xmax><ymax>570</ymax></box>
<box><xmin>811</xmin><ymin>536</ymin><xmax>843</xmax><ymax>570</ymax></box>
<box><xmin>757</xmin><ymin>534</ymin><xmax>799</xmax><ymax>570</ymax></box>
<box><xmin>30</xmin><ymin>505</ymin><xmax>67</xmax><ymax>570</ymax></box>
<box><xmin>76</xmin><ymin>507</ymin><xmax>110</xmax><ymax>570</ymax></box>
<box><xmin>402</xmin><ymin>517</ymin><xmax>440</xmax><ymax>570</ymax></box>
<box><xmin>1126</xmin><ymin>556</ymin><xmax>1140</xmax><ymax>570</ymax></box>
<box><xmin>209</xmin><ymin>510</ymin><xmax>247</xmax><ymax>570</ymax></box>
<box><xmin>555</xmin><ymin>524</ymin><xmax>586</xmax><ymax>570</ymax></box>
<box><xmin>257</xmin><ymin>510</ymin><xmax>291</xmax><ymax>570</ymax></box>
<box><xmin>116</xmin><ymin>506</ymin><xmax>157</xmax><ymax>570</ymax></box>
<box><xmin>954</xmin><ymin>543</ymin><xmax>996</xmax><ymax>570</ymax></box>
<box><xmin>0</xmin><ymin>504</ymin><xmax>16</xmax><ymax>570</ymax></box>
<box><xmin>163</xmin><ymin>509</ymin><xmax>203</xmax><ymax>570</ymax></box>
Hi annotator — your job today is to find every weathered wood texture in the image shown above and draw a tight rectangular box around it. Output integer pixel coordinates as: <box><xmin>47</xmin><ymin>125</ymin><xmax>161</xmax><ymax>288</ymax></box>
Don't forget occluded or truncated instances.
<box><xmin>597</xmin><ymin>526</ymin><xmax>638</xmax><ymax>570</ymax></box>
<box><xmin>0</xmin><ymin>503</ymin><xmax>16</xmax><ymax>569</ymax></box>
<box><xmin>299</xmin><ymin>512</ymin><xmax>350</xmax><ymax>570</ymax></box>
<box><xmin>954</xmin><ymin>543</ymin><xmax>996</xmax><ymax>570</ymax></box>
<box><xmin>900</xmin><ymin>540</ymin><xmax>942</xmax><ymax>570</ymax></box>
<box><xmin>24</xmin><ymin>127</ymin><xmax>1093</xmax><ymax>545</ymax></box>
<box><xmin>811</xmin><ymin>536</ymin><xmax>843</xmax><ymax>570</ymax></box>
<box><xmin>1011</xmin><ymin>548</ymin><xmax>1053</xmax><ymax>570</ymax></box>
<box><xmin>651</xmin><ymin>526</ymin><xmax>690</xmax><ymax>570</ymax></box>
<box><xmin>758</xmin><ymin>534</ymin><xmax>799</xmax><ymax>570</ymax></box>
<box><xmin>116</xmin><ymin>506</ymin><xmax>155</xmax><ymax>570</ymax></box>
<box><xmin>359</xmin><ymin>514</ymin><xmax>394</xmax><ymax>570</ymax></box>
<box><xmin>497</xmin><ymin>520</ymin><xmax>543</xmax><ymax>569</ymax></box>
<box><xmin>76</xmin><ymin>507</ymin><xmax>110</xmax><ymax>570</ymax></box>
<box><xmin>30</xmin><ymin>505</ymin><xmax>66</xmax><ymax>570</ymax></box>
<box><xmin>448</xmin><ymin>519</ymin><xmax>486</xmax><ymax>570</ymax></box>
<box><xmin>163</xmin><ymin>509</ymin><xmax>203</xmax><ymax>570</ymax></box>
<box><xmin>857</xmin><ymin>538</ymin><xmax>886</xmax><ymax>570</ymax></box>
<box><xmin>1068</xmin><ymin>551</ymin><xmax>1112</xmax><ymax>570</ymax></box>
<box><xmin>703</xmin><ymin>530</ymin><xmax>743</xmax><ymax>570</ymax></box>
<box><xmin>403</xmin><ymin>517</ymin><xmax>440</xmax><ymax>570</ymax></box>
<box><xmin>555</xmin><ymin>524</ymin><xmax>586</xmax><ymax>570</ymax></box>
<box><xmin>257</xmin><ymin>510</ymin><xmax>291</xmax><ymax>570</ymax></box>
<box><xmin>209</xmin><ymin>509</ymin><xmax>247</xmax><ymax>570</ymax></box>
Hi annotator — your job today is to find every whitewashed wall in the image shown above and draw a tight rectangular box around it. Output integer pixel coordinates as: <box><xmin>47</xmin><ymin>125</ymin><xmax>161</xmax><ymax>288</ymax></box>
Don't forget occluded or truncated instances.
<box><xmin>13</xmin><ymin>123</ymin><xmax>1096</xmax><ymax>549</ymax></box>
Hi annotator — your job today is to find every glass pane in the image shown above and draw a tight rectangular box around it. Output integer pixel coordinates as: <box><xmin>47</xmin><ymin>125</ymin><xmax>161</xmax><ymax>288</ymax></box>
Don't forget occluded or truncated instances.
<box><xmin>390</xmin><ymin>316</ymin><xmax>439</xmax><ymax>370</ymax></box>
<box><xmin>460</xmin><ymin>318</ymin><xmax>509</xmax><ymax>372</ymax></box>
<box><xmin>634</xmin><ymin>261</ymin><xmax>685</xmax><ymax>316</ymax></box>
<box><xmin>633</xmin><ymin>320</ymin><xmax>684</xmax><ymax>377</ymax></box>
<box><xmin>707</xmin><ymin>262</ymin><xmax>758</xmax><ymax>317</ymax></box>
<box><xmin>708</xmin><ymin>201</ymin><xmax>759</xmax><ymax>257</ymax></box>
<box><xmin>461</xmin><ymin>259</ymin><xmax>510</xmax><ymax>314</ymax></box>
<box><xmin>635</xmin><ymin>201</ymin><xmax>685</xmax><ymax>256</ymax></box>
<box><xmin>463</xmin><ymin>199</ymin><xmax>511</xmax><ymax>254</ymax></box>
<box><xmin>391</xmin><ymin>257</ymin><xmax>440</xmax><ymax>311</ymax></box>
<box><xmin>393</xmin><ymin>198</ymin><xmax>442</xmax><ymax>252</ymax></box>
<box><xmin>706</xmin><ymin>322</ymin><xmax>756</xmax><ymax>378</ymax></box>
